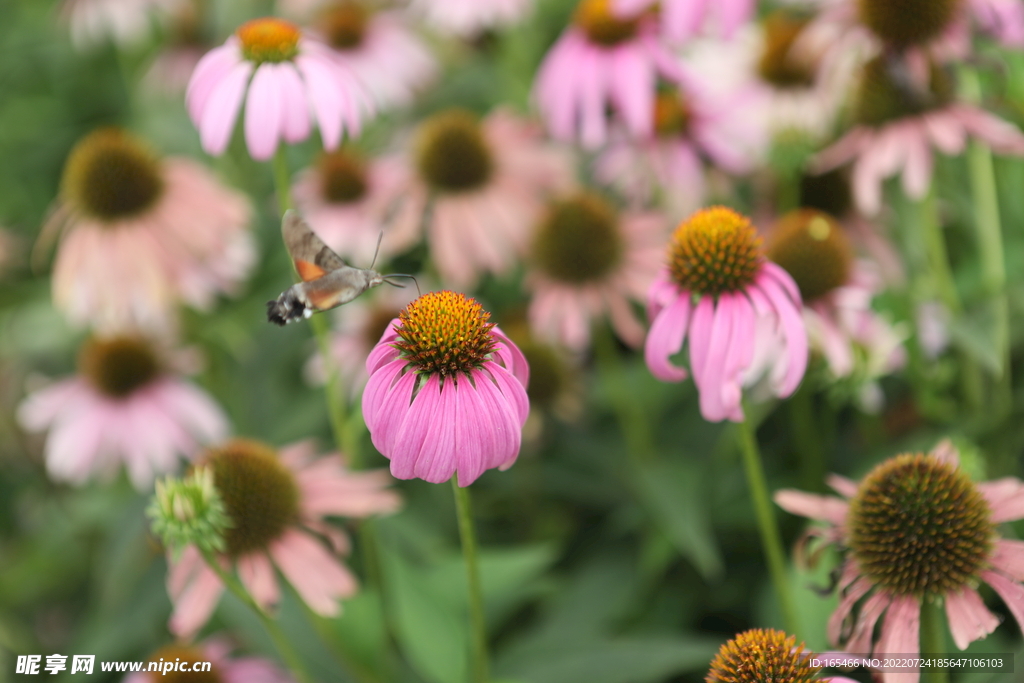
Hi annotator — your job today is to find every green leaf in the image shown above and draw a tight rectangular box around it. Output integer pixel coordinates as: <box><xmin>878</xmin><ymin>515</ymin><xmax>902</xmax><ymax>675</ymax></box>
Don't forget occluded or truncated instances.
<box><xmin>632</xmin><ymin>460</ymin><xmax>724</xmax><ymax>580</ymax></box>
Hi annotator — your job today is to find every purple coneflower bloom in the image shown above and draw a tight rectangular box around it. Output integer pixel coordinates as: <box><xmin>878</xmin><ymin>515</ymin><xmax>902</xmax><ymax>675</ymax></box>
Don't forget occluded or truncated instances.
<box><xmin>18</xmin><ymin>337</ymin><xmax>228</xmax><ymax>491</ymax></box>
<box><xmin>612</xmin><ymin>0</ymin><xmax>755</xmax><ymax>43</ymax></box>
<box><xmin>408</xmin><ymin>0</ymin><xmax>533</xmax><ymax>37</ymax></box>
<box><xmin>167</xmin><ymin>439</ymin><xmax>400</xmax><ymax>638</ymax></box>
<box><xmin>776</xmin><ymin>440</ymin><xmax>1024</xmax><ymax>683</ymax></box>
<box><xmin>645</xmin><ymin>206</ymin><xmax>807</xmax><ymax>422</ymax></box>
<box><xmin>362</xmin><ymin>291</ymin><xmax>530</xmax><ymax>486</ymax></box>
<box><xmin>186</xmin><ymin>17</ymin><xmax>370</xmax><ymax>160</ymax></box>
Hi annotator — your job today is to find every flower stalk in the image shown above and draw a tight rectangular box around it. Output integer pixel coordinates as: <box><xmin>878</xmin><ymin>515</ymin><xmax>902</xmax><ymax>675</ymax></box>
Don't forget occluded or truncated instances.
<box><xmin>920</xmin><ymin>598</ymin><xmax>950</xmax><ymax>683</ymax></box>
<box><xmin>452</xmin><ymin>479</ymin><xmax>489</xmax><ymax>683</ymax></box>
<box><xmin>737</xmin><ymin>411</ymin><xmax>798</xmax><ymax>634</ymax></box>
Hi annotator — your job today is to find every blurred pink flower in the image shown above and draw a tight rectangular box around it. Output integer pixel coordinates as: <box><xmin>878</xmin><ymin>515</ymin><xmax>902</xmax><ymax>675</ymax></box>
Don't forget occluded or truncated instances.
<box><xmin>407</xmin><ymin>0</ymin><xmax>532</xmax><ymax>36</ymax></box>
<box><xmin>186</xmin><ymin>17</ymin><xmax>370</xmax><ymax>161</ymax></box>
<box><xmin>362</xmin><ymin>291</ymin><xmax>530</xmax><ymax>486</ymax></box>
<box><xmin>310</xmin><ymin>3</ymin><xmax>437</xmax><ymax>110</ymax></box>
<box><xmin>815</xmin><ymin>101</ymin><xmax>1024</xmax><ymax>216</ymax></box>
<box><xmin>292</xmin><ymin>149</ymin><xmax>418</xmax><ymax>262</ymax></box>
<box><xmin>776</xmin><ymin>440</ymin><xmax>1024</xmax><ymax>683</ymax></box>
<box><xmin>143</xmin><ymin>1</ymin><xmax>210</xmax><ymax>95</ymax></box>
<box><xmin>645</xmin><ymin>207</ymin><xmax>807</xmax><ymax>423</ymax></box>
<box><xmin>971</xmin><ymin>0</ymin><xmax>1024</xmax><ymax>46</ymax></box>
<box><xmin>612</xmin><ymin>0</ymin><xmax>754</xmax><ymax>43</ymax></box>
<box><xmin>390</xmin><ymin>108</ymin><xmax>574</xmax><ymax>288</ymax></box>
<box><xmin>17</xmin><ymin>337</ymin><xmax>227</xmax><ymax>491</ymax></box>
<box><xmin>594</xmin><ymin>75</ymin><xmax>766</xmax><ymax>215</ymax></box>
<box><xmin>46</xmin><ymin>128</ymin><xmax>253</xmax><ymax>333</ymax></box>
<box><xmin>167</xmin><ymin>439</ymin><xmax>400</xmax><ymax>639</ymax></box>
<box><xmin>62</xmin><ymin>0</ymin><xmax>185</xmax><ymax>49</ymax></box>
<box><xmin>766</xmin><ymin>209</ymin><xmax>906</xmax><ymax>412</ymax></box>
<box><xmin>534</xmin><ymin>0</ymin><xmax>686</xmax><ymax>149</ymax></box>
<box><xmin>526</xmin><ymin>193</ymin><xmax>667</xmax><ymax>351</ymax></box>
<box><xmin>124</xmin><ymin>638</ymin><xmax>292</xmax><ymax>683</ymax></box>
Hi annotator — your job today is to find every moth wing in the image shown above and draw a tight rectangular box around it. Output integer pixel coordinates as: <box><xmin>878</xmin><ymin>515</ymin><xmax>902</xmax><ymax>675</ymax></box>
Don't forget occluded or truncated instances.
<box><xmin>281</xmin><ymin>209</ymin><xmax>347</xmax><ymax>282</ymax></box>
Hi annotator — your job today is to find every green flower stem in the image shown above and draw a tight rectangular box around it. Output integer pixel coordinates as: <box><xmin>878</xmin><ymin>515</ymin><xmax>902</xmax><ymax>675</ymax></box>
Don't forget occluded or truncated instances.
<box><xmin>920</xmin><ymin>599</ymin><xmax>950</xmax><ymax>683</ymax></box>
<box><xmin>961</xmin><ymin>68</ymin><xmax>1012</xmax><ymax>413</ymax></box>
<box><xmin>271</xmin><ymin>148</ymin><xmax>362</xmax><ymax>467</ymax></box>
<box><xmin>787</xmin><ymin>384</ymin><xmax>825</xmax><ymax>492</ymax></box>
<box><xmin>736</xmin><ymin>412</ymin><xmax>798</xmax><ymax>634</ymax></box>
<box><xmin>200</xmin><ymin>550</ymin><xmax>315</xmax><ymax>683</ymax></box>
<box><xmin>451</xmin><ymin>479</ymin><xmax>489</xmax><ymax>683</ymax></box>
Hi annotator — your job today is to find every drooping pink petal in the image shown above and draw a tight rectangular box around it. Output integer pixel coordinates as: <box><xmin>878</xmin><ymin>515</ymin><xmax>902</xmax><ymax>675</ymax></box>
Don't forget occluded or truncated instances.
<box><xmin>295</xmin><ymin>53</ymin><xmax>344</xmax><ymax>150</ymax></box>
<box><xmin>989</xmin><ymin>539</ymin><xmax>1024</xmax><ymax>581</ymax></box>
<box><xmin>978</xmin><ymin>477</ymin><xmax>1024</xmax><ymax>522</ymax></box>
<box><xmin>609</xmin><ymin>44</ymin><xmax>652</xmax><ymax>139</ymax></box>
<box><xmin>698</xmin><ymin>293</ymin><xmax>735</xmax><ymax>422</ymax></box>
<box><xmin>244</xmin><ymin>63</ymin><xmax>285</xmax><ymax>161</ymax></box>
<box><xmin>237</xmin><ymin>552</ymin><xmax>280</xmax><ymax>610</ymax></box>
<box><xmin>774</xmin><ymin>490</ymin><xmax>849</xmax><ymax>525</ymax></box>
<box><xmin>385</xmin><ymin>374</ymin><xmax>447</xmax><ymax>482</ymax></box>
<box><xmin>755</xmin><ymin>273</ymin><xmax>808</xmax><ymax>397</ymax></box>
<box><xmin>198</xmin><ymin>60</ymin><xmax>253</xmax><ymax>156</ymax></box>
<box><xmin>483</xmin><ymin>361</ymin><xmax>530</xmax><ymax>427</ymax></box>
<box><xmin>827</xmin><ymin>575</ymin><xmax>874</xmax><ymax>646</ymax></box>
<box><xmin>826</xmin><ymin>474</ymin><xmax>858</xmax><ymax>498</ymax></box>
<box><xmin>845</xmin><ymin>589</ymin><xmax>892</xmax><ymax>654</ymax></box>
<box><xmin>473</xmin><ymin>367</ymin><xmax>524</xmax><ymax>474</ymax></box>
<box><xmin>277</xmin><ymin>62</ymin><xmax>312</xmax><ymax>144</ymax></box>
<box><xmin>945</xmin><ymin>587</ymin><xmax>999</xmax><ymax>650</ymax></box>
<box><xmin>688</xmin><ymin>295</ymin><xmax>714</xmax><ymax>389</ymax></box>
<box><xmin>271</xmin><ymin>529</ymin><xmax>358</xmax><ymax>616</ymax></box>
<box><xmin>186</xmin><ymin>44</ymin><xmax>241</xmax><ymax>124</ymax></box>
<box><xmin>721</xmin><ymin>291</ymin><xmax>754</xmax><ymax>421</ymax></box>
<box><xmin>168</xmin><ymin>559</ymin><xmax>224</xmax><ymax>639</ymax></box>
<box><xmin>929</xmin><ymin>438</ymin><xmax>960</xmax><ymax>466</ymax></box>
<box><xmin>366</xmin><ymin>367</ymin><xmax>419</xmax><ymax>460</ymax></box>
<box><xmin>980</xmin><ymin>570</ymin><xmax>1024</xmax><ymax>637</ymax></box>
<box><xmin>876</xmin><ymin>595</ymin><xmax>921</xmax><ymax>683</ymax></box>
<box><xmin>644</xmin><ymin>290</ymin><xmax>691</xmax><ymax>382</ymax></box>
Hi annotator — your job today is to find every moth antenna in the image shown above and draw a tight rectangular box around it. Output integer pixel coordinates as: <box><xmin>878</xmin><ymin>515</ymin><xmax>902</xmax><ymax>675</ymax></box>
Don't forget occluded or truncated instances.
<box><xmin>383</xmin><ymin>274</ymin><xmax>420</xmax><ymax>296</ymax></box>
<box><xmin>369</xmin><ymin>230</ymin><xmax>384</xmax><ymax>271</ymax></box>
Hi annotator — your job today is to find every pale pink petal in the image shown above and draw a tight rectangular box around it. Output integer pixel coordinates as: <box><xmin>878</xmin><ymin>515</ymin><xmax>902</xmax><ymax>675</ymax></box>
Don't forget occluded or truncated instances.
<box><xmin>698</xmin><ymin>293</ymin><xmax>735</xmax><ymax>422</ymax></box>
<box><xmin>688</xmin><ymin>295</ymin><xmax>714</xmax><ymax>389</ymax></box>
<box><xmin>756</xmin><ymin>273</ymin><xmax>808</xmax><ymax>397</ymax></box>
<box><xmin>980</xmin><ymin>570</ymin><xmax>1024</xmax><ymax>639</ymax></box>
<box><xmin>876</xmin><ymin>595</ymin><xmax>921</xmax><ymax>683</ymax></box>
<box><xmin>198</xmin><ymin>60</ymin><xmax>253</xmax><ymax>156</ymax></box>
<box><xmin>945</xmin><ymin>587</ymin><xmax>999</xmax><ymax>650</ymax></box>
<box><xmin>609</xmin><ymin>45</ymin><xmax>652</xmax><ymax>138</ymax></box>
<box><xmin>271</xmin><ymin>529</ymin><xmax>358</xmax><ymax>616</ymax></box>
<box><xmin>644</xmin><ymin>290</ymin><xmax>692</xmax><ymax>382</ymax></box>
<box><xmin>244</xmin><ymin>65</ymin><xmax>285</xmax><ymax>160</ymax></box>
<box><xmin>929</xmin><ymin>438</ymin><xmax>960</xmax><ymax>466</ymax></box>
<box><xmin>365</xmin><ymin>366</ymin><xmax>418</xmax><ymax>458</ymax></box>
<box><xmin>237</xmin><ymin>552</ymin><xmax>280</xmax><ymax>610</ymax></box>
<box><xmin>186</xmin><ymin>44</ymin><xmax>241</xmax><ymax>124</ymax></box>
<box><xmin>900</xmin><ymin>127</ymin><xmax>933</xmax><ymax>199</ymax></box>
<box><xmin>277</xmin><ymin>62</ymin><xmax>312</xmax><ymax>144</ymax></box>
<box><xmin>295</xmin><ymin>54</ymin><xmax>344</xmax><ymax>150</ymax></box>
<box><xmin>774</xmin><ymin>490</ymin><xmax>848</xmax><ymax>525</ymax></box>
<box><xmin>168</xmin><ymin>561</ymin><xmax>224</xmax><ymax>639</ymax></box>
<box><xmin>978</xmin><ymin>477</ymin><xmax>1024</xmax><ymax>522</ymax></box>
<box><xmin>826</xmin><ymin>474</ymin><xmax>858</xmax><ymax>498</ymax></box>
<box><xmin>827</xmin><ymin>575</ymin><xmax>874</xmax><ymax>645</ymax></box>
<box><xmin>845</xmin><ymin>589</ymin><xmax>892</xmax><ymax>653</ymax></box>
<box><xmin>990</xmin><ymin>539</ymin><xmax>1024</xmax><ymax>582</ymax></box>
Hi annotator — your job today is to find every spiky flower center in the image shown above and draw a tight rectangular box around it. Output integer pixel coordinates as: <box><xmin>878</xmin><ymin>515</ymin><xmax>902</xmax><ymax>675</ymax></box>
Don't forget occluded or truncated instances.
<box><xmin>79</xmin><ymin>337</ymin><xmax>161</xmax><ymax>399</ymax></box>
<box><xmin>668</xmin><ymin>207</ymin><xmax>763</xmax><ymax>296</ymax></box>
<box><xmin>849</xmin><ymin>453</ymin><xmax>995</xmax><ymax>598</ymax></box>
<box><xmin>143</xmin><ymin>645</ymin><xmax>223</xmax><ymax>683</ymax></box>
<box><xmin>320</xmin><ymin>2</ymin><xmax>369</xmax><ymax>50</ymax></box>
<box><xmin>857</xmin><ymin>0</ymin><xmax>961</xmax><ymax>47</ymax></box>
<box><xmin>237</xmin><ymin>18</ymin><xmax>301</xmax><ymax>64</ymax></box>
<box><xmin>706</xmin><ymin>629</ymin><xmax>821</xmax><ymax>683</ymax></box>
<box><xmin>574</xmin><ymin>0</ymin><xmax>640</xmax><ymax>45</ymax></box>
<box><xmin>319</xmin><ymin>150</ymin><xmax>368</xmax><ymax>203</ymax></box>
<box><xmin>799</xmin><ymin>169</ymin><xmax>852</xmax><ymax>218</ymax></box>
<box><xmin>766</xmin><ymin>209</ymin><xmax>852</xmax><ymax>302</ymax></box>
<box><xmin>758</xmin><ymin>10</ymin><xmax>816</xmax><ymax>89</ymax></box>
<box><xmin>393</xmin><ymin>291</ymin><xmax>498</xmax><ymax>378</ymax></box>
<box><xmin>653</xmin><ymin>91</ymin><xmax>692</xmax><ymax>137</ymax></box>
<box><xmin>415</xmin><ymin>109</ymin><xmax>494</xmax><ymax>193</ymax></box>
<box><xmin>531</xmin><ymin>193</ymin><xmax>625</xmax><ymax>284</ymax></box>
<box><xmin>62</xmin><ymin>128</ymin><xmax>164</xmax><ymax>223</ymax></box>
<box><xmin>204</xmin><ymin>439</ymin><xmax>300</xmax><ymax>558</ymax></box>
<box><xmin>855</xmin><ymin>55</ymin><xmax>954</xmax><ymax>127</ymax></box>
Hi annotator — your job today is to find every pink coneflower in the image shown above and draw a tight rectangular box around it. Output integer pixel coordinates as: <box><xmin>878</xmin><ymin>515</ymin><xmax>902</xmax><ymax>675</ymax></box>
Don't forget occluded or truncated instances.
<box><xmin>124</xmin><ymin>638</ymin><xmax>292</xmax><ymax>683</ymax></box>
<box><xmin>362</xmin><ymin>291</ymin><xmax>530</xmax><ymax>486</ymax></box>
<box><xmin>62</xmin><ymin>0</ymin><xmax>184</xmax><ymax>49</ymax></box>
<box><xmin>766</xmin><ymin>209</ymin><xmax>906</xmax><ymax>411</ymax></box>
<box><xmin>706</xmin><ymin>629</ymin><xmax>859</xmax><ymax>683</ymax></box>
<box><xmin>645</xmin><ymin>207</ymin><xmax>807</xmax><ymax>423</ymax></box>
<box><xmin>45</xmin><ymin>129</ymin><xmax>253</xmax><ymax>333</ymax></box>
<box><xmin>167</xmin><ymin>439</ymin><xmax>400</xmax><ymax>638</ymax></box>
<box><xmin>611</xmin><ymin>0</ymin><xmax>754</xmax><ymax>43</ymax></box>
<box><xmin>815</xmin><ymin>53</ymin><xmax>1024</xmax><ymax>215</ymax></box>
<box><xmin>186</xmin><ymin>17</ymin><xmax>369</xmax><ymax>161</ymax></box>
<box><xmin>292</xmin><ymin>148</ymin><xmax>418</xmax><ymax>263</ymax></box>
<box><xmin>525</xmin><ymin>192</ymin><xmax>667</xmax><ymax>351</ymax></box>
<box><xmin>594</xmin><ymin>80</ymin><xmax>765</xmax><ymax>215</ymax></box>
<box><xmin>775</xmin><ymin>440</ymin><xmax>1024</xmax><ymax>683</ymax></box>
<box><xmin>389</xmin><ymin>108</ymin><xmax>574</xmax><ymax>288</ymax></box>
<box><xmin>308</xmin><ymin>2</ymin><xmax>437</xmax><ymax>111</ymax></box>
<box><xmin>407</xmin><ymin>0</ymin><xmax>533</xmax><ymax>37</ymax></box>
<box><xmin>534</xmin><ymin>0</ymin><xmax>687</xmax><ymax>149</ymax></box>
<box><xmin>17</xmin><ymin>337</ymin><xmax>228</xmax><ymax>491</ymax></box>
<box><xmin>143</xmin><ymin>0</ymin><xmax>210</xmax><ymax>95</ymax></box>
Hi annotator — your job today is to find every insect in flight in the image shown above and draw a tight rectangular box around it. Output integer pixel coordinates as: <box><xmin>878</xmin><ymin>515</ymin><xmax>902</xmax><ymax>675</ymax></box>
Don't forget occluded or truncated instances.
<box><xmin>267</xmin><ymin>210</ymin><xmax>416</xmax><ymax>326</ymax></box>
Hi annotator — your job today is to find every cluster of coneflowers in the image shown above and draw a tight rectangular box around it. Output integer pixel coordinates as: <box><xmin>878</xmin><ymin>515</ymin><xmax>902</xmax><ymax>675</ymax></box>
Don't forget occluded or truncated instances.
<box><xmin>8</xmin><ymin>0</ymin><xmax>1024</xmax><ymax>680</ymax></box>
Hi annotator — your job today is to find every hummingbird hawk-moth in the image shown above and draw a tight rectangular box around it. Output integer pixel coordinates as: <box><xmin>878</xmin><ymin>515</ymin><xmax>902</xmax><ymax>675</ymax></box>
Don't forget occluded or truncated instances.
<box><xmin>266</xmin><ymin>210</ymin><xmax>412</xmax><ymax>326</ymax></box>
